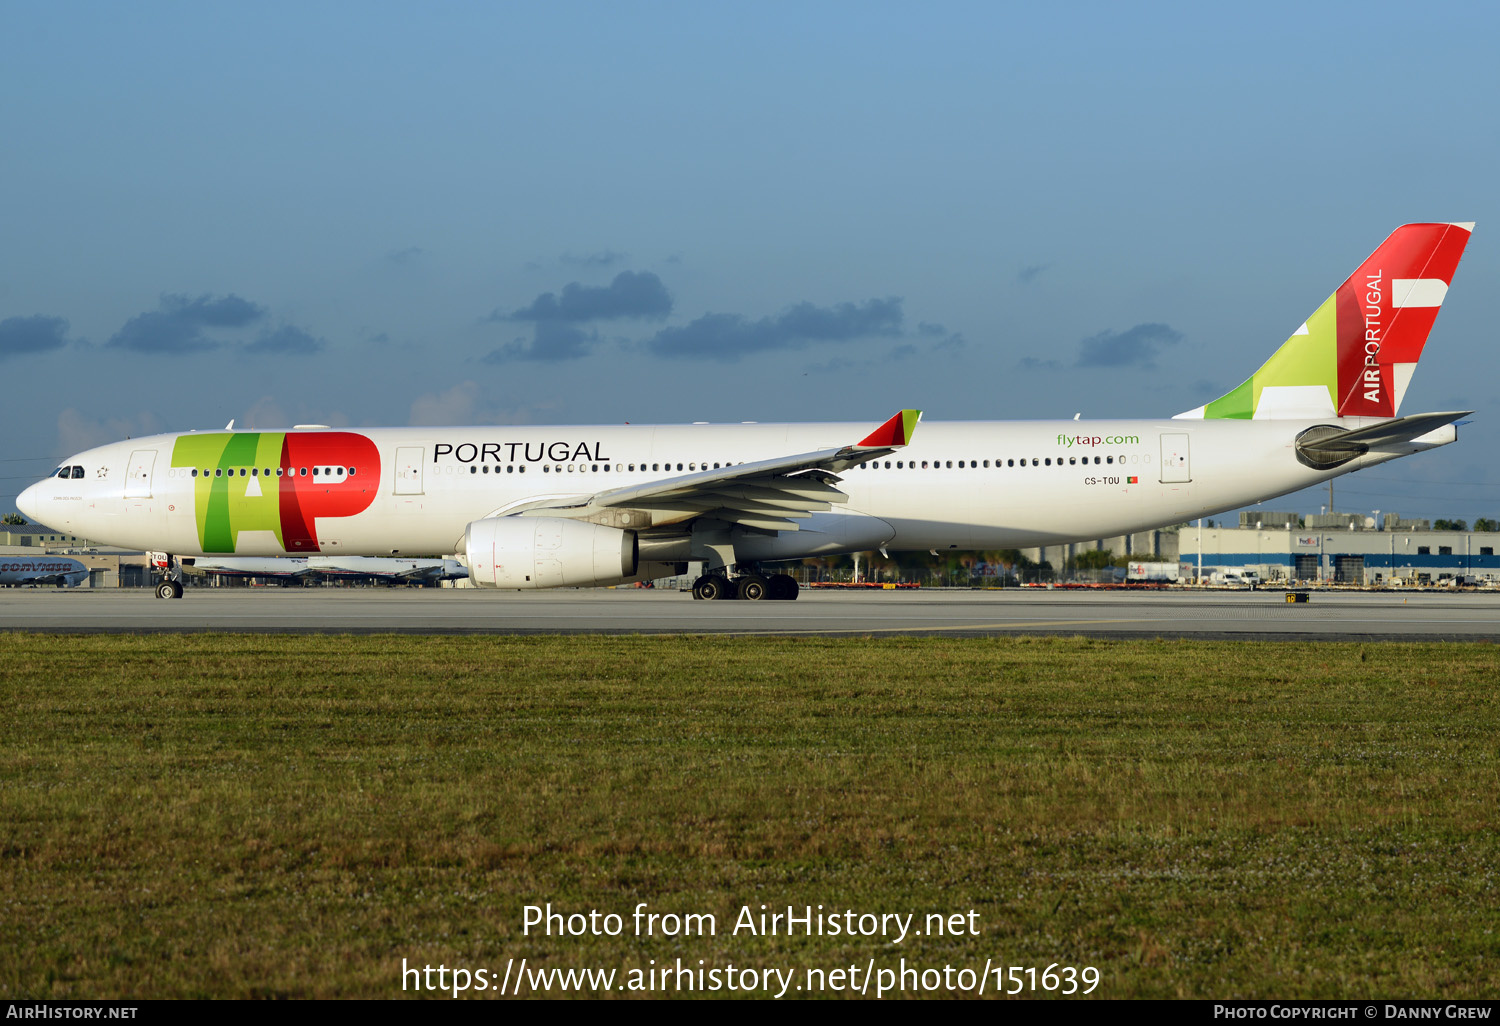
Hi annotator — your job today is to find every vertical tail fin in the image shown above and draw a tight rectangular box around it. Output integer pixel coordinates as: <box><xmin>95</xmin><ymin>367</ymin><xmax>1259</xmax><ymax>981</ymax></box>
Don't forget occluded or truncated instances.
<box><xmin>1177</xmin><ymin>222</ymin><xmax>1473</xmax><ymax>420</ymax></box>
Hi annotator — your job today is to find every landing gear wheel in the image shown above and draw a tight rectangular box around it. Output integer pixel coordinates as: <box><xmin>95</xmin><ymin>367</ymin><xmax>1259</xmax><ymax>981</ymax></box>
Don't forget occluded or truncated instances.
<box><xmin>737</xmin><ymin>574</ymin><xmax>768</xmax><ymax>601</ymax></box>
<box><xmin>156</xmin><ymin>580</ymin><xmax>182</xmax><ymax>600</ymax></box>
<box><xmin>767</xmin><ymin>574</ymin><xmax>799</xmax><ymax>600</ymax></box>
<box><xmin>693</xmin><ymin>575</ymin><xmax>737</xmax><ymax>601</ymax></box>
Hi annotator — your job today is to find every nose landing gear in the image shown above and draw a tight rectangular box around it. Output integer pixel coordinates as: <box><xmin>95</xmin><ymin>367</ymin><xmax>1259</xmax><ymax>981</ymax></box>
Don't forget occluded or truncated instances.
<box><xmin>148</xmin><ymin>552</ymin><xmax>185</xmax><ymax>599</ymax></box>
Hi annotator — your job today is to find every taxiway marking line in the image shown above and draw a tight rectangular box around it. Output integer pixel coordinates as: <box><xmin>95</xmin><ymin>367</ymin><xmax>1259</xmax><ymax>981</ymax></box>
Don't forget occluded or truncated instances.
<box><xmin>713</xmin><ymin>618</ymin><xmax>1145</xmax><ymax>635</ymax></box>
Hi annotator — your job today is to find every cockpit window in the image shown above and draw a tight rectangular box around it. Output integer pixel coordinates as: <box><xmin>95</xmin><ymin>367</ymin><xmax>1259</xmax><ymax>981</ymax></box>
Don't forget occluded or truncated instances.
<box><xmin>71</xmin><ymin>467</ymin><xmax>85</xmax><ymax>479</ymax></box>
<box><xmin>56</xmin><ymin>466</ymin><xmax>71</xmax><ymax>478</ymax></box>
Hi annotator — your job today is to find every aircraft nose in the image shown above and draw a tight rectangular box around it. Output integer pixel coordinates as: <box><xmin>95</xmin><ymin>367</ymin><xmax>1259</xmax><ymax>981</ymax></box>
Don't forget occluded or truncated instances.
<box><xmin>16</xmin><ymin>480</ymin><xmax>41</xmax><ymax>522</ymax></box>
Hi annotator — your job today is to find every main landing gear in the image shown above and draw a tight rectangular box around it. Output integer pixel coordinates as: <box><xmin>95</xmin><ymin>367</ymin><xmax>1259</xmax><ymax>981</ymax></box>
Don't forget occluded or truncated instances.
<box><xmin>691</xmin><ymin>571</ymin><xmax>799</xmax><ymax>601</ymax></box>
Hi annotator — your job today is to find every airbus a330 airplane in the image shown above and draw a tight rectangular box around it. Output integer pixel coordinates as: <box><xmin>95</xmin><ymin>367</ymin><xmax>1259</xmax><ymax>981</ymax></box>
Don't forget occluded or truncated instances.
<box><xmin>0</xmin><ymin>555</ymin><xmax>89</xmax><ymax>588</ymax></box>
<box><xmin>304</xmin><ymin>556</ymin><xmax>468</xmax><ymax>584</ymax></box>
<box><xmin>17</xmin><ymin>223</ymin><xmax>1473</xmax><ymax>601</ymax></box>
<box><xmin>188</xmin><ymin>556</ymin><xmax>317</xmax><ymax>581</ymax></box>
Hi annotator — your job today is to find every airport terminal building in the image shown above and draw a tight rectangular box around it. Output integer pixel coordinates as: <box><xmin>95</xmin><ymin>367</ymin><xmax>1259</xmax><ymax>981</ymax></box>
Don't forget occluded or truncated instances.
<box><xmin>1174</xmin><ymin>512</ymin><xmax>1499</xmax><ymax>585</ymax></box>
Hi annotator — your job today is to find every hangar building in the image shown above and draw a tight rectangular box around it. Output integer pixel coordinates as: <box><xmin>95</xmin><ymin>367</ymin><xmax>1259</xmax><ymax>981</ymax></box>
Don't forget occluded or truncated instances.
<box><xmin>1175</xmin><ymin>512</ymin><xmax>1498</xmax><ymax>585</ymax></box>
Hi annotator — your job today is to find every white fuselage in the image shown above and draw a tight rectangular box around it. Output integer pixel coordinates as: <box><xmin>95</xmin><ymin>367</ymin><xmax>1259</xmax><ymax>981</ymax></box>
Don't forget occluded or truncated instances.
<box><xmin>17</xmin><ymin>417</ymin><xmax>1444</xmax><ymax>561</ymax></box>
<box><xmin>0</xmin><ymin>555</ymin><xmax>89</xmax><ymax>586</ymax></box>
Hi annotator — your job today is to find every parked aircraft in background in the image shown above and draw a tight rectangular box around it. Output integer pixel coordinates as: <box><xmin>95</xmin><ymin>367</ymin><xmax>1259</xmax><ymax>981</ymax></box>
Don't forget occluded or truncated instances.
<box><xmin>0</xmin><ymin>556</ymin><xmax>89</xmax><ymax>587</ymax></box>
<box><xmin>307</xmin><ymin>556</ymin><xmax>468</xmax><ymax>584</ymax></box>
<box><xmin>16</xmin><ymin>223</ymin><xmax>1474</xmax><ymax>601</ymax></box>
<box><xmin>189</xmin><ymin>555</ymin><xmax>466</xmax><ymax>584</ymax></box>
<box><xmin>189</xmin><ymin>556</ymin><xmax>315</xmax><ymax>580</ymax></box>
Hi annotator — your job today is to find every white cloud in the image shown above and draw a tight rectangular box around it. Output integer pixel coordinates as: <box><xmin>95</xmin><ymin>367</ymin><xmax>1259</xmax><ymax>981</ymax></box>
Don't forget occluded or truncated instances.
<box><xmin>241</xmin><ymin>396</ymin><xmax>290</xmax><ymax>429</ymax></box>
<box><xmin>56</xmin><ymin>408</ymin><xmax>164</xmax><ymax>456</ymax></box>
<box><xmin>408</xmin><ymin>381</ymin><xmax>557</xmax><ymax>427</ymax></box>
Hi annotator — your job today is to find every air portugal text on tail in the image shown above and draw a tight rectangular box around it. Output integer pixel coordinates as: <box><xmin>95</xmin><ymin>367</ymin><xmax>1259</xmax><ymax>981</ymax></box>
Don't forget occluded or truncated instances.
<box><xmin>1179</xmin><ymin>222</ymin><xmax>1472</xmax><ymax>421</ymax></box>
<box><xmin>14</xmin><ymin>222</ymin><xmax>1474</xmax><ymax>601</ymax></box>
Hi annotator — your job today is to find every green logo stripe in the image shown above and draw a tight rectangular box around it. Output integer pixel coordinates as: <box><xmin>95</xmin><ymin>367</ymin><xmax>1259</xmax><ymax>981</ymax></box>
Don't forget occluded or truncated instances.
<box><xmin>171</xmin><ymin>433</ymin><xmax>288</xmax><ymax>552</ymax></box>
<box><xmin>1202</xmin><ymin>292</ymin><xmax>1338</xmax><ymax>419</ymax></box>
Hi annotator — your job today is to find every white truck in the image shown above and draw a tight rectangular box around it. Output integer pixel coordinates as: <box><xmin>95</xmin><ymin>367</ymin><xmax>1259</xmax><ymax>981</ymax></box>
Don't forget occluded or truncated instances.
<box><xmin>1127</xmin><ymin>561</ymin><xmax>1181</xmax><ymax>582</ymax></box>
<box><xmin>1208</xmin><ymin>568</ymin><xmax>1262</xmax><ymax>588</ymax></box>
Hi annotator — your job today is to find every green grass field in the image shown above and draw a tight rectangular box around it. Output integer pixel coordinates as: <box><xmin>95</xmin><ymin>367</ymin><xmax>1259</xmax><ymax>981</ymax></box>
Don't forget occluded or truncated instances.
<box><xmin>2</xmin><ymin>634</ymin><xmax>1497</xmax><ymax>999</ymax></box>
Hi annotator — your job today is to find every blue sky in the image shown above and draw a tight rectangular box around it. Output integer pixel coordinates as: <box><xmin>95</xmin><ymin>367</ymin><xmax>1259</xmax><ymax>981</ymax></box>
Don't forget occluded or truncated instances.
<box><xmin>3</xmin><ymin>2</ymin><xmax>1497</xmax><ymax>525</ymax></box>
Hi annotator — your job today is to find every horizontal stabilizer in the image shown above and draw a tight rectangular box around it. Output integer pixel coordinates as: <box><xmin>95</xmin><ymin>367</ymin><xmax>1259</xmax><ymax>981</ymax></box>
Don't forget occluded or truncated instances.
<box><xmin>1295</xmin><ymin>411</ymin><xmax>1470</xmax><ymax>469</ymax></box>
<box><xmin>1311</xmin><ymin>411</ymin><xmax>1471</xmax><ymax>450</ymax></box>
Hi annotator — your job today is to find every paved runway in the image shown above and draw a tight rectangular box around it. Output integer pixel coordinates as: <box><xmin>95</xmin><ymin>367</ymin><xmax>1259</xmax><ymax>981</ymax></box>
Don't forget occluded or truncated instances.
<box><xmin>3</xmin><ymin>586</ymin><xmax>1499</xmax><ymax>639</ymax></box>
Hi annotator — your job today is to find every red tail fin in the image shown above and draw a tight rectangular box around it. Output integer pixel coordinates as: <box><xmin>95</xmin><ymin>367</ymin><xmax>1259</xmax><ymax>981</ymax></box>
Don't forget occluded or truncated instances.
<box><xmin>1335</xmin><ymin>222</ymin><xmax>1471</xmax><ymax>417</ymax></box>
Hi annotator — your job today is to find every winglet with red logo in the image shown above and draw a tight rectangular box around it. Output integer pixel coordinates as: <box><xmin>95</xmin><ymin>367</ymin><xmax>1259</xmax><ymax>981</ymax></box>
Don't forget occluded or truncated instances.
<box><xmin>857</xmin><ymin>409</ymin><xmax>922</xmax><ymax>448</ymax></box>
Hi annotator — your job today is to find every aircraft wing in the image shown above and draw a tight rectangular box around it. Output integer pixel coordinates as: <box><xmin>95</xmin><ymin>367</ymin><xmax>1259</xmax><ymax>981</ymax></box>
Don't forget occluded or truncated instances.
<box><xmin>522</xmin><ymin>409</ymin><xmax>920</xmax><ymax>532</ymax></box>
<box><xmin>388</xmin><ymin>563</ymin><xmax>447</xmax><ymax>582</ymax></box>
<box><xmin>393</xmin><ymin>559</ymin><xmax>469</xmax><ymax>581</ymax></box>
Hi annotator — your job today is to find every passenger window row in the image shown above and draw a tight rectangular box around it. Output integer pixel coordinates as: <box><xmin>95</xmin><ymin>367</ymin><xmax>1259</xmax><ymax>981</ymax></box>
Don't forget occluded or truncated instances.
<box><xmin>453</xmin><ymin>455</ymin><xmax>1154</xmax><ymax>478</ymax></box>
<box><xmin>461</xmin><ymin>461</ymin><xmax>745</xmax><ymax>476</ymax></box>
<box><xmin>182</xmin><ymin>466</ymin><xmax>358</xmax><ymax>478</ymax></box>
<box><xmin>858</xmin><ymin>455</ymin><xmax>1146</xmax><ymax>468</ymax></box>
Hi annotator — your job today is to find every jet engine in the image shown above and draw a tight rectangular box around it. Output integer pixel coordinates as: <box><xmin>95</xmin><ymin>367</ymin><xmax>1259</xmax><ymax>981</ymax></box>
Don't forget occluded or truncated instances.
<box><xmin>464</xmin><ymin>516</ymin><xmax>636</xmax><ymax>589</ymax></box>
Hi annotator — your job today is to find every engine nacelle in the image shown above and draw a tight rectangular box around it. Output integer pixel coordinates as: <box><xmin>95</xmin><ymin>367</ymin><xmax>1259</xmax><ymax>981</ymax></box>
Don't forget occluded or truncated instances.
<box><xmin>464</xmin><ymin>516</ymin><xmax>636</xmax><ymax>589</ymax></box>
